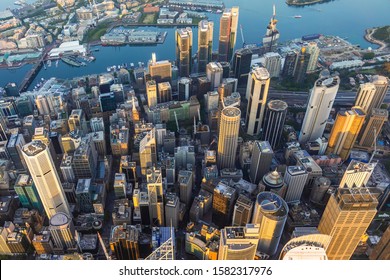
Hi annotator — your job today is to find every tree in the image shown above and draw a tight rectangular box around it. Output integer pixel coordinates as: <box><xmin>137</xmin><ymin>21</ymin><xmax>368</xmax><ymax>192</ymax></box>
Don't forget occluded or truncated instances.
<box><xmin>363</xmin><ymin>52</ymin><xmax>375</xmax><ymax>60</ymax></box>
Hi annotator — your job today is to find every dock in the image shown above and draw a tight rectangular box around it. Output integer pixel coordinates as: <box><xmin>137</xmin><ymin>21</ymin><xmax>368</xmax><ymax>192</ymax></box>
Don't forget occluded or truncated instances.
<box><xmin>19</xmin><ymin>60</ymin><xmax>43</xmax><ymax>92</ymax></box>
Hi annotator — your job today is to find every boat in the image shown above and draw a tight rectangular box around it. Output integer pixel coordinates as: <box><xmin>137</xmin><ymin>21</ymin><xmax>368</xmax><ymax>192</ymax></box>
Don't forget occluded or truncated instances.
<box><xmin>47</xmin><ymin>60</ymin><xmax>52</xmax><ymax>67</ymax></box>
<box><xmin>55</xmin><ymin>60</ymin><xmax>59</xmax><ymax>67</ymax></box>
<box><xmin>61</xmin><ymin>57</ymin><xmax>82</xmax><ymax>67</ymax></box>
<box><xmin>294</xmin><ymin>15</ymin><xmax>302</xmax><ymax>18</ymax></box>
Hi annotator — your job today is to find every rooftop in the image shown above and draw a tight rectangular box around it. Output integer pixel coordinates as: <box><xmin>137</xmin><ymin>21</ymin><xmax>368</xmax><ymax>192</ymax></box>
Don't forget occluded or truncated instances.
<box><xmin>22</xmin><ymin>140</ymin><xmax>46</xmax><ymax>156</ymax></box>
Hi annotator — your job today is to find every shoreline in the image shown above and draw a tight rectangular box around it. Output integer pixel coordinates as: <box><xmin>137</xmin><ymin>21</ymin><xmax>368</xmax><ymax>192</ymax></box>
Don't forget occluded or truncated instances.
<box><xmin>364</xmin><ymin>27</ymin><xmax>388</xmax><ymax>51</ymax></box>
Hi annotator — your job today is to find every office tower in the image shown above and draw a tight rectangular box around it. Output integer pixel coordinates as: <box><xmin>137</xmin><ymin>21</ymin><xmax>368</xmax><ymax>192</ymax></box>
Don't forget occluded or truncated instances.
<box><xmin>371</xmin><ymin>75</ymin><xmax>389</xmax><ymax>109</ymax></box>
<box><xmin>35</xmin><ymin>95</ymin><xmax>50</xmax><ymax>115</ymax></box>
<box><xmin>318</xmin><ymin>188</ymin><xmax>378</xmax><ymax>260</ymax></box>
<box><xmin>263</xmin><ymin>52</ymin><xmax>282</xmax><ymax>78</ymax></box>
<box><xmin>249</xmin><ymin>141</ymin><xmax>273</xmax><ymax>184</ymax></box>
<box><xmin>246</xmin><ymin>67</ymin><xmax>270</xmax><ymax>136</ymax></box>
<box><xmin>0</xmin><ymin>226</ymin><xmax>12</xmax><ymax>255</ymax></box>
<box><xmin>252</xmin><ymin>192</ymin><xmax>288</xmax><ymax>256</ymax></box>
<box><xmin>114</xmin><ymin>173</ymin><xmax>127</xmax><ymax>199</ymax></box>
<box><xmin>146</xmin><ymin>167</ymin><xmax>164</xmax><ymax>226</ymax></box>
<box><xmin>212</xmin><ymin>182</ymin><xmax>237</xmax><ymax>228</ymax></box>
<box><xmin>120</xmin><ymin>156</ymin><xmax>137</xmax><ymax>185</ymax></box>
<box><xmin>68</xmin><ymin>109</ymin><xmax>87</xmax><ymax>135</ymax></box>
<box><xmin>61</xmin><ymin>130</ymin><xmax>81</xmax><ymax>154</ymax></box>
<box><xmin>165</xmin><ymin>193</ymin><xmax>179</xmax><ymax>228</ymax></box>
<box><xmin>326</xmin><ymin>106</ymin><xmax>366</xmax><ymax>160</ymax></box>
<box><xmin>22</xmin><ymin>140</ymin><xmax>71</xmax><ymax>219</ymax></box>
<box><xmin>284</xmin><ymin>166</ymin><xmax>308</xmax><ymax>203</ymax></box>
<box><xmin>72</xmin><ymin>136</ymin><xmax>98</xmax><ymax>180</ymax></box>
<box><xmin>6</xmin><ymin>231</ymin><xmax>30</xmax><ymax>254</ymax></box>
<box><xmin>4</xmin><ymin>82</ymin><xmax>20</xmax><ymax>97</ymax></box>
<box><xmin>282</xmin><ymin>50</ymin><xmax>298</xmax><ymax>78</ymax></box>
<box><xmin>310</xmin><ymin>176</ymin><xmax>331</xmax><ymax>205</ymax></box>
<box><xmin>197</xmin><ymin>76</ymin><xmax>211</xmax><ymax>97</ymax></box>
<box><xmin>354</xmin><ymin>83</ymin><xmax>377</xmax><ymax>115</ymax></box>
<box><xmin>339</xmin><ymin>160</ymin><xmax>375</xmax><ymax>188</ymax></box>
<box><xmin>90</xmin><ymin>131</ymin><xmax>106</xmax><ymax>156</ymax></box>
<box><xmin>359</xmin><ymin>108</ymin><xmax>388</xmax><ymax>147</ymax></box>
<box><xmin>146</xmin><ymin>80</ymin><xmax>158</xmax><ymax>107</ymax></box>
<box><xmin>176</xmin><ymin>27</ymin><xmax>192</xmax><ymax>77</ymax></box>
<box><xmin>218</xmin><ymin>7</ymin><xmax>239</xmax><ymax>62</ymax></box>
<box><xmin>139</xmin><ymin>129</ymin><xmax>157</xmax><ymax>176</ymax></box>
<box><xmin>263</xmin><ymin>5</ymin><xmax>279</xmax><ymax>52</ymax></box>
<box><xmin>60</xmin><ymin>154</ymin><xmax>75</xmax><ymax>183</ymax></box>
<box><xmin>14</xmin><ymin>174</ymin><xmax>43</xmax><ymax>213</ymax></box>
<box><xmin>99</xmin><ymin>92</ymin><xmax>116</xmax><ymax>112</ymax></box>
<box><xmin>139</xmin><ymin>192</ymin><xmax>150</xmax><ymax>225</ymax></box>
<box><xmin>174</xmin><ymin>146</ymin><xmax>195</xmax><ymax>170</ymax></box>
<box><xmin>16</xmin><ymin>97</ymin><xmax>34</xmax><ymax>117</ymax></box>
<box><xmin>148</xmin><ymin>53</ymin><xmax>172</xmax><ymax>83</ymax></box>
<box><xmin>75</xmin><ymin>179</ymin><xmax>93</xmax><ymax>213</ymax></box>
<box><xmin>110</xmin><ymin>224</ymin><xmax>139</xmax><ymax>260</ymax></box>
<box><xmin>206</xmin><ymin>62</ymin><xmax>223</xmax><ymax>90</ymax></box>
<box><xmin>198</xmin><ymin>20</ymin><xmax>213</xmax><ymax>73</ymax></box>
<box><xmin>218</xmin><ymin>78</ymin><xmax>237</xmax><ymax>99</ymax></box>
<box><xmin>261</xmin><ymin>170</ymin><xmax>287</xmax><ymax>198</ymax></box>
<box><xmin>32</xmin><ymin>231</ymin><xmax>54</xmax><ymax>255</ymax></box>
<box><xmin>370</xmin><ymin>226</ymin><xmax>390</xmax><ymax>260</ymax></box>
<box><xmin>0</xmin><ymin>117</ymin><xmax>8</xmax><ymax>142</ymax></box>
<box><xmin>233</xmin><ymin>48</ymin><xmax>252</xmax><ymax>85</ymax></box>
<box><xmin>220</xmin><ymin>61</ymin><xmax>230</xmax><ymax>78</ymax></box>
<box><xmin>299</xmin><ymin>76</ymin><xmax>340</xmax><ymax>143</ymax></box>
<box><xmin>49</xmin><ymin>212</ymin><xmax>76</xmax><ymax>252</ymax></box>
<box><xmin>178</xmin><ymin>170</ymin><xmax>193</xmax><ymax>207</ymax></box>
<box><xmin>262</xmin><ymin>100</ymin><xmax>288</xmax><ymax>149</ymax></box>
<box><xmin>6</xmin><ymin>133</ymin><xmax>26</xmax><ymax>170</ymax></box>
<box><xmin>157</xmin><ymin>82</ymin><xmax>172</xmax><ymax>103</ymax></box>
<box><xmin>232</xmin><ymin>194</ymin><xmax>253</xmax><ymax>226</ymax></box>
<box><xmin>178</xmin><ymin>77</ymin><xmax>192</xmax><ymax>101</ymax></box>
<box><xmin>218</xmin><ymin>224</ymin><xmax>260</xmax><ymax>260</ymax></box>
<box><xmin>49</xmin><ymin>132</ymin><xmax>63</xmax><ymax>156</ymax></box>
<box><xmin>217</xmin><ymin>107</ymin><xmax>240</xmax><ymax>169</ymax></box>
<box><xmin>306</xmin><ymin>42</ymin><xmax>320</xmax><ymax>73</ymax></box>
<box><xmin>293</xmin><ymin>47</ymin><xmax>310</xmax><ymax>83</ymax></box>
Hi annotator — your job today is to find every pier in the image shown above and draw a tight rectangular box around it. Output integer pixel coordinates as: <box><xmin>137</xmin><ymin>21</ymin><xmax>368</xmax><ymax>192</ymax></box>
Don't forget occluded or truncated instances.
<box><xmin>19</xmin><ymin>59</ymin><xmax>43</xmax><ymax>92</ymax></box>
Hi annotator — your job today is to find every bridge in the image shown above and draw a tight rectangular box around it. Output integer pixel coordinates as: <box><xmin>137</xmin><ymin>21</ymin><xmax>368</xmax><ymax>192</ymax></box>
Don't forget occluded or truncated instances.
<box><xmin>19</xmin><ymin>59</ymin><xmax>43</xmax><ymax>92</ymax></box>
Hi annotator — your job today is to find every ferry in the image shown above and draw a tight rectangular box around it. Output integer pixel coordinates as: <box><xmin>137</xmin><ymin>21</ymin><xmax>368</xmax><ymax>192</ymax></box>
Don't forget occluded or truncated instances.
<box><xmin>294</xmin><ymin>15</ymin><xmax>302</xmax><ymax>18</ymax></box>
<box><xmin>47</xmin><ymin>60</ymin><xmax>52</xmax><ymax>67</ymax></box>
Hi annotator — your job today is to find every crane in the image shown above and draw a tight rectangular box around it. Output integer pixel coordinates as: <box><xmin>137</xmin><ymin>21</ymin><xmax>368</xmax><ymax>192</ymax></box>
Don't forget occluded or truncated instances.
<box><xmin>369</xmin><ymin>127</ymin><xmax>378</xmax><ymax>164</ymax></box>
<box><xmin>97</xmin><ymin>232</ymin><xmax>110</xmax><ymax>260</ymax></box>
<box><xmin>240</xmin><ymin>24</ymin><xmax>246</xmax><ymax>48</ymax></box>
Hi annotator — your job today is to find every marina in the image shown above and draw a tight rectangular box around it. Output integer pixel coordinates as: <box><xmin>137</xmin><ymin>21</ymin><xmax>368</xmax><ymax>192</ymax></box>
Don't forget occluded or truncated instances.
<box><xmin>101</xmin><ymin>28</ymin><xmax>168</xmax><ymax>46</ymax></box>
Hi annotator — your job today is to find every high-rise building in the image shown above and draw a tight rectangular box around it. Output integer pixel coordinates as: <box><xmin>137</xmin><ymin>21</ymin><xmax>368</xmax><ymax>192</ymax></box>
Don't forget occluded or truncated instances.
<box><xmin>218</xmin><ymin>7</ymin><xmax>239</xmax><ymax>62</ymax></box>
<box><xmin>339</xmin><ymin>160</ymin><xmax>375</xmax><ymax>188</ymax></box>
<box><xmin>178</xmin><ymin>77</ymin><xmax>192</xmax><ymax>101</ymax></box>
<box><xmin>148</xmin><ymin>53</ymin><xmax>172</xmax><ymax>83</ymax></box>
<box><xmin>68</xmin><ymin>109</ymin><xmax>87</xmax><ymax>135</ymax></box>
<box><xmin>72</xmin><ymin>136</ymin><xmax>98</xmax><ymax>180</ymax></box>
<box><xmin>358</xmin><ymin>108</ymin><xmax>388</xmax><ymax>148</ymax></box>
<box><xmin>49</xmin><ymin>212</ymin><xmax>76</xmax><ymax>252</ymax></box>
<box><xmin>326</xmin><ymin>106</ymin><xmax>366</xmax><ymax>160</ymax></box>
<box><xmin>263</xmin><ymin>5</ymin><xmax>279</xmax><ymax>52</ymax></box>
<box><xmin>32</xmin><ymin>231</ymin><xmax>54</xmax><ymax>255</ymax></box>
<box><xmin>263</xmin><ymin>52</ymin><xmax>281</xmax><ymax>78</ymax></box>
<box><xmin>99</xmin><ymin>92</ymin><xmax>116</xmax><ymax>112</ymax></box>
<box><xmin>178</xmin><ymin>170</ymin><xmax>193</xmax><ymax>208</ymax></box>
<box><xmin>249</xmin><ymin>141</ymin><xmax>273</xmax><ymax>185</ymax></box>
<box><xmin>206</xmin><ymin>62</ymin><xmax>223</xmax><ymax>90</ymax></box>
<box><xmin>146</xmin><ymin>80</ymin><xmax>158</xmax><ymax>107</ymax></box>
<box><xmin>75</xmin><ymin>178</ymin><xmax>94</xmax><ymax>213</ymax></box>
<box><xmin>212</xmin><ymin>182</ymin><xmax>237</xmax><ymax>228</ymax></box>
<box><xmin>370</xmin><ymin>226</ymin><xmax>390</xmax><ymax>260</ymax></box>
<box><xmin>284</xmin><ymin>166</ymin><xmax>308</xmax><ymax>203</ymax></box>
<box><xmin>281</xmin><ymin>50</ymin><xmax>298</xmax><ymax>78</ymax></box>
<box><xmin>6</xmin><ymin>133</ymin><xmax>26</xmax><ymax>170</ymax></box>
<box><xmin>22</xmin><ymin>140</ymin><xmax>71</xmax><ymax>219</ymax></box>
<box><xmin>165</xmin><ymin>193</ymin><xmax>179</xmax><ymax>228</ymax></box>
<box><xmin>318</xmin><ymin>188</ymin><xmax>378</xmax><ymax>260</ymax></box>
<box><xmin>113</xmin><ymin>173</ymin><xmax>127</xmax><ymax>199</ymax></box>
<box><xmin>218</xmin><ymin>225</ymin><xmax>260</xmax><ymax>260</ymax></box>
<box><xmin>217</xmin><ymin>107</ymin><xmax>241</xmax><ymax>169</ymax></box>
<box><xmin>198</xmin><ymin>20</ymin><xmax>213</xmax><ymax>73</ymax></box>
<box><xmin>232</xmin><ymin>194</ymin><xmax>253</xmax><ymax>226</ymax></box>
<box><xmin>299</xmin><ymin>76</ymin><xmax>340</xmax><ymax>143</ymax></box>
<box><xmin>0</xmin><ymin>226</ymin><xmax>11</xmax><ymax>255</ymax></box>
<box><xmin>252</xmin><ymin>192</ymin><xmax>288</xmax><ymax>256</ymax></box>
<box><xmin>354</xmin><ymin>83</ymin><xmax>377</xmax><ymax>115</ymax></box>
<box><xmin>120</xmin><ymin>156</ymin><xmax>137</xmax><ymax>185</ymax></box>
<box><xmin>157</xmin><ymin>82</ymin><xmax>172</xmax><ymax>103</ymax></box>
<box><xmin>306</xmin><ymin>42</ymin><xmax>320</xmax><ymax>73</ymax></box>
<box><xmin>371</xmin><ymin>75</ymin><xmax>389</xmax><ymax>110</ymax></box>
<box><xmin>245</xmin><ymin>67</ymin><xmax>270</xmax><ymax>136</ymax></box>
<box><xmin>262</xmin><ymin>100</ymin><xmax>288</xmax><ymax>149</ymax></box>
<box><xmin>60</xmin><ymin>154</ymin><xmax>75</xmax><ymax>183</ymax></box>
<box><xmin>233</xmin><ymin>48</ymin><xmax>252</xmax><ymax>85</ymax></box>
<box><xmin>110</xmin><ymin>224</ymin><xmax>139</xmax><ymax>260</ymax></box>
<box><xmin>14</xmin><ymin>174</ymin><xmax>43</xmax><ymax>213</ymax></box>
<box><xmin>176</xmin><ymin>27</ymin><xmax>193</xmax><ymax>77</ymax></box>
<box><xmin>293</xmin><ymin>47</ymin><xmax>310</xmax><ymax>84</ymax></box>
<box><xmin>146</xmin><ymin>167</ymin><xmax>164</xmax><ymax>226</ymax></box>
<box><xmin>139</xmin><ymin>129</ymin><xmax>157</xmax><ymax>176</ymax></box>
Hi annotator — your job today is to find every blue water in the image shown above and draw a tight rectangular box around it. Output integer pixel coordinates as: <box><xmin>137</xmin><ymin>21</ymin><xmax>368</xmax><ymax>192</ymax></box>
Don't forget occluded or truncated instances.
<box><xmin>0</xmin><ymin>0</ymin><xmax>35</xmax><ymax>10</ymax></box>
<box><xmin>1</xmin><ymin>0</ymin><xmax>390</xmax><ymax>89</ymax></box>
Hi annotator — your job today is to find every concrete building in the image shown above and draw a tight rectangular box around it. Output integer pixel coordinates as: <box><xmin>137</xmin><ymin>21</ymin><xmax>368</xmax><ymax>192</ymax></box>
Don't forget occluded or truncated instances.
<box><xmin>178</xmin><ymin>170</ymin><xmax>193</xmax><ymax>208</ymax></box>
<box><xmin>206</xmin><ymin>62</ymin><xmax>223</xmax><ymax>90</ymax></box>
<box><xmin>233</xmin><ymin>48</ymin><xmax>252</xmax><ymax>85</ymax></box>
<box><xmin>218</xmin><ymin>7</ymin><xmax>239</xmax><ymax>62</ymax></box>
<box><xmin>262</xmin><ymin>100</ymin><xmax>287</xmax><ymax>149</ymax></box>
<box><xmin>139</xmin><ymin>130</ymin><xmax>157</xmax><ymax>176</ymax></box>
<box><xmin>146</xmin><ymin>80</ymin><xmax>158</xmax><ymax>108</ymax></box>
<box><xmin>72</xmin><ymin>136</ymin><xmax>98</xmax><ymax>180</ymax></box>
<box><xmin>212</xmin><ymin>182</ymin><xmax>237</xmax><ymax>228</ymax></box>
<box><xmin>249</xmin><ymin>141</ymin><xmax>273</xmax><ymax>185</ymax></box>
<box><xmin>146</xmin><ymin>167</ymin><xmax>164</xmax><ymax>226</ymax></box>
<box><xmin>148</xmin><ymin>54</ymin><xmax>172</xmax><ymax>83</ymax></box>
<box><xmin>306</xmin><ymin>41</ymin><xmax>320</xmax><ymax>73</ymax></box>
<box><xmin>232</xmin><ymin>194</ymin><xmax>253</xmax><ymax>226</ymax></box>
<box><xmin>284</xmin><ymin>166</ymin><xmax>308</xmax><ymax>204</ymax></box>
<box><xmin>157</xmin><ymin>82</ymin><xmax>172</xmax><ymax>103</ymax></box>
<box><xmin>110</xmin><ymin>224</ymin><xmax>139</xmax><ymax>260</ymax></box>
<box><xmin>371</xmin><ymin>75</ymin><xmax>389</xmax><ymax>110</ymax></box>
<box><xmin>90</xmin><ymin>117</ymin><xmax>104</xmax><ymax>132</ymax></box>
<box><xmin>198</xmin><ymin>20</ymin><xmax>213</xmax><ymax>73</ymax></box>
<box><xmin>49</xmin><ymin>212</ymin><xmax>76</xmax><ymax>252</ymax></box>
<box><xmin>263</xmin><ymin>52</ymin><xmax>281</xmax><ymax>78</ymax></box>
<box><xmin>165</xmin><ymin>193</ymin><xmax>179</xmax><ymax>228</ymax></box>
<box><xmin>176</xmin><ymin>27</ymin><xmax>193</xmax><ymax>77</ymax></box>
<box><xmin>68</xmin><ymin>109</ymin><xmax>87</xmax><ymax>135</ymax></box>
<box><xmin>354</xmin><ymin>83</ymin><xmax>377</xmax><ymax>115</ymax></box>
<box><xmin>339</xmin><ymin>160</ymin><xmax>376</xmax><ymax>189</ymax></box>
<box><xmin>14</xmin><ymin>174</ymin><xmax>43</xmax><ymax>213</ymax></box>
<box><xmin>359</xmin><ymin>108</ymin><xmax>388</xmax><ymax>148</ymax></box>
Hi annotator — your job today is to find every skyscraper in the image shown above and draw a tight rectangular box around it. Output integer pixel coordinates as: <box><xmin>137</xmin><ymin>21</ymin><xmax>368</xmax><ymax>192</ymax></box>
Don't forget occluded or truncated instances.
<box><xmin>157</xmin><ymin>82</ymin><xmax>172</xmax><ymax>103</ymax></box>
<box><xmin>72</xmin><ymin>136</ymin><xmax>98</xmax><ymax>180</ymax></box>
<box><xmin>212</xmin><ymin>182</ymin><xmax>237</xmax><ymax>228</ymax></box>
<box><xmin>148</xmin><ymin>53</ymin><xmax>172</xmax><ymax>83</ymax></box>
<box><xmin>178</xmin><ymin>77</ymin><xmax>192</xmax><ymax>101</ymax></box>
<box><xmin>358</xmin><ymin>108</ymin><xmax>388</xmax><ymax>148</ymax></box>
<box><xmin>293</xmin><ymin>47</ymin><xmax>310</xmax><ymax>84</ymax></box>
<box><xmin>318</xmin><ymin>188</ymin><xmax>378</xmax><ymax>260</ymax></box>
<box><xmin>369</xmin><ymin>226</ymin><xmax>390</xmax><ymax>260</ymax></box>
<box><xmin>354</xmin><ymin>82</ymin><xmax>377</xmax><ymax>115</ymax></box>
<box><xmin>299</xmin><ymin>76</ymin><xmax>340</xmax><ymax>143</ymax></box>
<box><xmin>249</xmin><ymin>141</ymin><xmax>273</xmax><ymax>185</ymax></box>
<box><xmin>165</xmin><ymin>193</ymin><xmax>179</xmax><ymax>229</ymax></box>
<box><xmin>339</xmin><ymin>160</ymin><xmax>376</xmax><ymax>188</ymax></box>
<box><xmin>371</xmin><ymin>75</ymin><xmax>389</xmax><ymax>110</ymax></box>
<box><xmin>326</xmin><ymin>106</ymin><xmax>366</xmax><ymax>160</ymax></box>
<box><xmin>139</xmin><ymin>129</ymin><xmax>157</xmax><ymax>176</ymax></box>
<box><xmin>218</xmin><ymin>7</ymin><xmax>239</xmax><ymax>62</ymax></box>
<box><xmin>284</xmin><ymin>166</ymin><xmax>308</xmax><ymax>203</ymax></box>
<box><xmin>232</xmin><ymin>194</ymin><xmax>253</xmax><ymax>226</ymax></box>
<box><xmin>198</xmin><ymin>20</ymin><xmax>213</xmax><ymax>73</ymax></box>
<box><xmin>176</xmin><ymin>27</ymin><xmax>193</xmax><ymax>77</ymax></box>
<box><xmin>49</xmin><ymin>212</ymin><xmax>76</xmax><ymax>252</ymax></box>
<box><xmin>110</xmin><ymin>224</ymin><xmax>139</xmax><ymax>260</ymax></box>
<box><xmin>306</xmin><ymin>42</ymin><xmax>320</xmax><ymax>73</ymax></box>
<box><xmin>281</xmin><ymin>50</ymin><xmax>298</xmax><ymax>78</ymax></box>
<box><xmin>233</xmin><ymin>48</ymin><xmax>252</xmax><ymax>85</ymax></box>
<box><xmin>217</xmin><ymin>107</ymin><xmax>241</xmax><ymax>169</ymax></box>
<box><xmin>146</xmin><ymin>167</ymin><xmax>164</xmax><ymax>226</ymax></box>
<box><xmin>22</xmin><ymin>140</ymin><xmax>71</xmax><ymax>219</ymax></box>
<box><xmin>245</xmin><ymin>67</ymin><xmax>270</xmax><ymax>136</ymax></box>
<box><xmin>218</xmin><ymin>225</ymin><xmax>260</xmax><ymax>260</ymax></box>
<box><xmin>206</xmin><ymin>62</ymin><xmax>223</xmax><ymax>91</ymax></box>
<box><xmin>262</xmin><ymin>100</ymin><xmax>288</xmax><ymax>149</ymax></box>
<box><xmin>14</xmin><ymin>174</ymin><xmax>43</xmax><ymax>213</ymax></box>
<box><xmin>262</xmin><ymin>5</ymin><xmax>279</xmax><ymax>52</ymax></box>
<box><xmin>178</xmin><ymin>170</ymin><xmax>193</xmax><ymax>208</ymax></box>
<box><xmin>252</xmin><ymin>192</ymin><xmax>288</xmax><ymax>256</ymax></box>
<box><xmin>146</xmin><ymin>80</ymin><xmax>158</xmax><ymax>107</ymax></box>
<box><xmin>263</xmin><ymin>52</ymin><xmax>281</xmax><ymax>78</ymax></box>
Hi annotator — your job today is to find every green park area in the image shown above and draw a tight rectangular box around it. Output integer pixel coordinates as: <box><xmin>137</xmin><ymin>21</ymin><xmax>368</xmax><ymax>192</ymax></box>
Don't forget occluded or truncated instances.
<box><xmin>372</xmin><ymin>26</ymin><xmax>390</xmax><ymax>45</ymax></box>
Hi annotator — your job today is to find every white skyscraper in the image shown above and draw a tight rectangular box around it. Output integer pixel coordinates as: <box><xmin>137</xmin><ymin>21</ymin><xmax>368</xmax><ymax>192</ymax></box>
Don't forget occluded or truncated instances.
<box><xmin>22</xmin><ymin>140</ymin><xmax>71</xmax><ymax>219</ymax></box>
<box><xmin>339</xmin><ymin>160</ymin><xmax>376</xmax><ymax>188</ymax></box>
<box><xmin>306</xmin><ymin>42</ymin><xmax>320</xmax><ymax>73</ymax></box>
<box><xmin>299</xmin><ymin>76</ymin><xmax>340</xmax><ymax>143</ymax></box>
<box><xmin>284</xmin><ymin>166</ymin><xmax>309</xmax><ymax>203</ymax></box>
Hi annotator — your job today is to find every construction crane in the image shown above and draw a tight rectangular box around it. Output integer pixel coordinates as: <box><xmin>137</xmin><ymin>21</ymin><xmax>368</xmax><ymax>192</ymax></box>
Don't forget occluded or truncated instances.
<box><xmin>97</xmin><ymin>232</ymin><xmax>110</xmax><ymax>260</ymax></box>
<box><xmin>369</xmin><ymin>127</ymin><xmax>378</xmax><ymax>164</ymax></box>
<box><xmin>174</xmin><ymin>111</ymin><xmax>180</xmax><ymax>132</ymax></box>
<box><xmin>240</xmin><ymin>24</ymin><xmax>246</xmax><ymax>48</ymax></box>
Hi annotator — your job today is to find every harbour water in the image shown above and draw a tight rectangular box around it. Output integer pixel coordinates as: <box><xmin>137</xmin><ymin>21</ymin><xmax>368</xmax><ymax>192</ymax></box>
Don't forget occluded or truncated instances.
<box><xmin>1</xmin><ymin>0</ymin><xmax>389</xmax><ymax>89</ymax></box>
